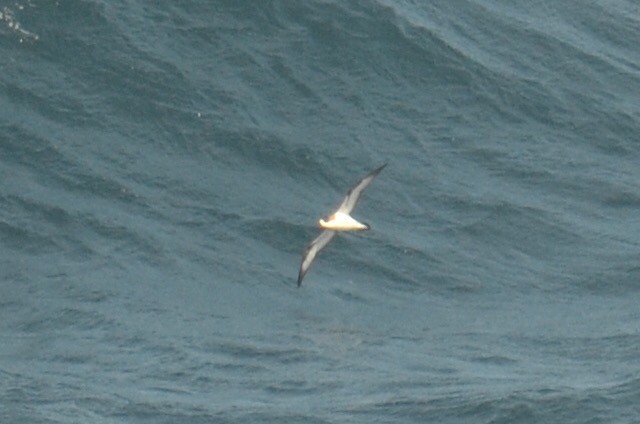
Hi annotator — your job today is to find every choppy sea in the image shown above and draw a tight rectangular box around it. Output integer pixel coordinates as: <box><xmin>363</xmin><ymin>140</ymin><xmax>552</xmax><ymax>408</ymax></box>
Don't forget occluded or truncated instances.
<box><xmin>2</xmin><ymin>1</ymin><xmax>640</xmax><ymax>423</ymax></box>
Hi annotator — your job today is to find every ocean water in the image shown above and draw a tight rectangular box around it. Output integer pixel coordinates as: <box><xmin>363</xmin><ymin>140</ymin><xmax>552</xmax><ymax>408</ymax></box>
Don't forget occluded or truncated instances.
<box><xmin>1</xmin><ymin>0</ymin><xmax>639</xmax><ymax>422</ymax></box>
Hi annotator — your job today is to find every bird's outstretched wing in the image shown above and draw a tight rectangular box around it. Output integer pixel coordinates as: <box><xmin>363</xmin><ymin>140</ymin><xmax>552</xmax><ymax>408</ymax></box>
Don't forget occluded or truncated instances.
<box><xmin>336</xmin><ymin>164</ymin><xmax>387</xmax><ymax>215</ymax></box>
<box><xmin>297</xmin><ymin>230</ymin><xmax>336</xmax><ymax>287</ymax></box>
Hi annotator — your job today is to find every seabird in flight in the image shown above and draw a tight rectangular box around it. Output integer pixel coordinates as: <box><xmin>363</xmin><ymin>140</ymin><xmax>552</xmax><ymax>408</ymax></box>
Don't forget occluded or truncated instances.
<box><xmin>297</xmin><ymin>164</ymin><xmax>387</xmax><ymax>287</ymax></box>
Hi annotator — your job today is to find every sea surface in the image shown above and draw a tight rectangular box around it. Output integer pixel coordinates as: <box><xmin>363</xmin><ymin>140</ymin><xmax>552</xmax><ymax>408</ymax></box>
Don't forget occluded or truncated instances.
<box><xmin>1</xmin><ymin>1</ymin><xmax>640</xmax><ymax>423</ymax></box>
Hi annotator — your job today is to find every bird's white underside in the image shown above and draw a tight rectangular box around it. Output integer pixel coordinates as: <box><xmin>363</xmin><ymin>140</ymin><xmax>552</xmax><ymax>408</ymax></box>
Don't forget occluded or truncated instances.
<box><xmin>319</xmin><ymin>212</ymin><xmax>368</xmax><ymax>230</ymax></box>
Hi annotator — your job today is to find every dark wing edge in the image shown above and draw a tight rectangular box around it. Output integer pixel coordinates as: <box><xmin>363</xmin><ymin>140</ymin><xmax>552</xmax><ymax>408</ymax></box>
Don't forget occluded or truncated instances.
<box><xmin>297</xmin><ymin>230</ymin><xmax>336</xmax><ymax>287</ymax></box>
<box><xmin>336</xmin><ymin>163</ymin><xmax>387</xmax><ymax>214</ymax></box>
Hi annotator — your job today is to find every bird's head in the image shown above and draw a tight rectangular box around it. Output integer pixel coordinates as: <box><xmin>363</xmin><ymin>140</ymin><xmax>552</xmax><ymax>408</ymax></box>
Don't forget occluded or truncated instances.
<box><xmin>318</xmin><ymin>213</ymin><xmax>335</xmax><ymax>228</ymax></box>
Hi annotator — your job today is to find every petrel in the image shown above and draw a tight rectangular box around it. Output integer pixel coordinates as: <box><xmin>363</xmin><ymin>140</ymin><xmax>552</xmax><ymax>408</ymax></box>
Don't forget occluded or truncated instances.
<box><xmin>297</xmin><ymin>164</ymin><xmax>387</xmax><ymax>286</ymax></box>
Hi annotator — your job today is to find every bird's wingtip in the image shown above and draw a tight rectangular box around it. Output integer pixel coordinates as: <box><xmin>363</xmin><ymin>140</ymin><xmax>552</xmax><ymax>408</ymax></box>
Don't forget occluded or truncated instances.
<box><xmin>374</xmin><ymin>163</ymin><xmax>388</xmax><ymax>174</ymax></box>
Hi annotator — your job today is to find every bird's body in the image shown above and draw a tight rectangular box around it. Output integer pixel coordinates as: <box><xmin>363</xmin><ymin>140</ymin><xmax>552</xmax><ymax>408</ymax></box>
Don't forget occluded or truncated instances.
<box><xmin>297</xmin><ymin>164</ymin><xmax>386</xmax><ymax>287</ymax></box>
<box><xmin>319</xmin><ymin>212</ymin><xmax>369</xmax><ymax>231</ymax></box>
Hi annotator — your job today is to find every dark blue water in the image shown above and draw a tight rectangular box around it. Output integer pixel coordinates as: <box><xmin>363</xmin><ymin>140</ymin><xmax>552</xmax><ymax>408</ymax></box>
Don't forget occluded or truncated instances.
<box><xmin>2</xmin><ymin>1</ymin><xmax>639</xmax><ymax>422</ymax></box>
